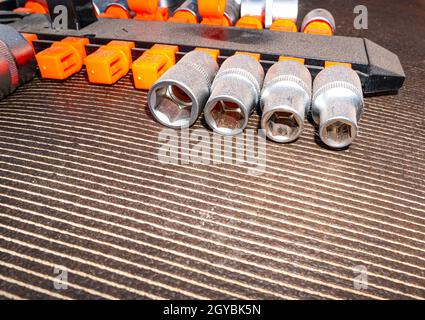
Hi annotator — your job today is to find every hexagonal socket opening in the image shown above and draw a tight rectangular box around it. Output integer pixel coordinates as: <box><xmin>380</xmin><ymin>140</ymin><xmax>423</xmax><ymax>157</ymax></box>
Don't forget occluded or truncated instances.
<box><xmin>321</xmin><ymin>120</ymin><xmax>356</xmax><ymax>148</ymax></box>
<box><xmin>152</xmin><ymin>84</ymin><xmax>193</xmax><ymax>127</ymax></box>
<box><xmin>264</xmin><ymin>110</ymin><xmax>302</xmax><ymax>143</ymax></box>
<box><xmin>208</xmin><ymin>100</ymin><xmax>246</xmax><ymax>135</ymax></box>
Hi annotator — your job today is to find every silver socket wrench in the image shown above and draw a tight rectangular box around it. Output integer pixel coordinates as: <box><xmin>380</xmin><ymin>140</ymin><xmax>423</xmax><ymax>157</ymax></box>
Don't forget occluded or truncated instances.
<box><xmin>0</xmin><ymin>24</ymin><xmax>36</xmax><ymax>101</ymax></box>
<box><xmin>265</xmin><ymin>0</ymin><xmax>298</xmax><ymax>28</ymax></box>
<box><xmin>312</xmin><ymin>65</ymin><xmax>364</xmax><ymax>148</ymax></box>
<box><xmin>204</xmin><ymin>54</ymin><xmax>264</xmax><ymax>136</ymax></box>
<box><xmin>148</xmin><ymin>50</ymin><xmax>219</xmax><ymax>129</ymax></box>
<box><xmin>260</xmin><ymin>60</ymin><xmax>312</xmax><ymax>143</ymax></box>
<box><xmin>301</xmin><ymin>8</ymin><xmax>336</xmax><ymax>33</ymax></box>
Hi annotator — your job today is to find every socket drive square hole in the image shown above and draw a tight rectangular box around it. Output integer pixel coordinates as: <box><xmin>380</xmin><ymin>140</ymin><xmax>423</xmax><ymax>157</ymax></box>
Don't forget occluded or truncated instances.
<box><xmin>324</xmin><ymin>120</ymin><xmax>354</xmax><ymax>147</ymax></box>
<box><xmin>267</xmin><ymin>111</ymin><xmax>301</xmax><ymax>141</ymax></box>
<box><xmin>154</xmin><ymin>85</ymin><xmax>193</xmax><ymax>126</ymax></box>
<box><xmin>210</xmin><ymin>100</ymin><xmax>245</xmax><ymax>131</ymax></box>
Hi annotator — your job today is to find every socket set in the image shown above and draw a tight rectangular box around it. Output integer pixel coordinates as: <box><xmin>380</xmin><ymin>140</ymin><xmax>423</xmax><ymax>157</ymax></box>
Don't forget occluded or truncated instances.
<box><xmin>0</xmin><ymin>0</ymin><xmax>405</xmax><ymax>149</ymax></box>
<box><xmin>11</xmin><ymin>0</ymin><xmax>333</xmax><ymax>34</ymax></box>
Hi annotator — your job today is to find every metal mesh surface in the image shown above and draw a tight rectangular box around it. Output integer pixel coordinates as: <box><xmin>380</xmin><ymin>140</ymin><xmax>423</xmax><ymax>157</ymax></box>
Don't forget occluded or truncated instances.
<box><xmin>0</xmin><ymin>0</ymin><xmax>424</xmax><ymax>299</ymax></box>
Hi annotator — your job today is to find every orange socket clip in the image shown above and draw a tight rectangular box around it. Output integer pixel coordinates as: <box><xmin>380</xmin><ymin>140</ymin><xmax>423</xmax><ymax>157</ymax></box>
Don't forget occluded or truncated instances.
<box><xmin>129</xmin><ymin>0</ymin><xmax>168</xmax><ymax>21</ymax></box>
<box><xmin>303</xmin><ymin>21</ymin><xmax>333</xmax><ymax>36</ymax></box>
<box><xmin>128</xmin><ymin>0</ymin><xmax>157</xmax><ymax>14</ymax></box>
<box><xmin>132</xmin><ymin>44</ymin><xmax>179</xmax><ymax>90</ymax></box>
<box><xmin>324</xmin><ymin>61</ymin><xmax>352</xmax><ymax>69</ymax></box>
<box><xmin>198</xmin><ymin>0</ymin><xmax>229</xmax><ymax>26</ymax></box>
<box><xmin>235</xmin><ymin>52</ymin><xmax>261</xmax><ymax>61</ymax></box>
<box><xmin>235</xmin><ymin>16</ymin><xmax>263</xmax><ymax>29</ymax></box>
<box><xmin>36</xmin><ymin>37</ymin><xmax>89</xmax><ymax>80</ymax></box>
<box><xmin>84</xmin><ymin>41</ymin><xmax>135</xmax><ymax>85</ymax></box>
<box><xmin>134</xmin><ymin>8</ymin><xmax>169</xmax><ymax>21</ymax></box>
<box><xmin>279</xmin><ymin>56</ymin><xmax>305</xmax><ymax>65</ymax></box>
<box><xmin>99</xmin><ymin>4</ymin><xmax>132</xmax><ymax>19</ymax></box>
<box><xmin>195</xmin><ymin>48</ymin><xmax>220</xmax><ymax>61</ymax></box>
<box><xmin>270</xmin><ymin>19</ymin><xmax>298</xmax><ymax>32</ymax></box>
<box><xmin>168</xmin><ymin>10</ymin><xmax>198</xmax><ymax>24</ymax></box>
<box><xmin>198</xmin><ymin>0</ymin><xmax>225</xmax><ymax>19</ymax></box>
<box><xmin>301</xmin><ymin>9</ymin><xmax>335</xmax><ymax>36</ymax></box>
<box><xmin>21</xmin><ymin>33</ymin><xmax>38</xmax><ymax>52</ymax></box>
<box><xmin>14</xmin><ymin>0</ymin><xmax>48</xmax><ymax>14</ymax></box>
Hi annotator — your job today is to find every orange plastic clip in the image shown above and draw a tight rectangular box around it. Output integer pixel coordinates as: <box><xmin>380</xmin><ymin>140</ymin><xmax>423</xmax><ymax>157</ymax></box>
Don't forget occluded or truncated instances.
<box><xmin>36</xmin><ymin>37</ymin><xmax>89</xmax><ymax>80</ymax></box>
<box><xmin>21</xmin><ymin>33</ymin><xmax>38</xmax><ymax>52</ymax></box>
<box><xmin>84</xmin><ymin>41</ymin><xmax>135</xmax><ymax>85</ymax></box>
<box><xmin>98</xmin><ymin>4</ymin><xmax>132</xmax><ymax>19</ymax></box>
<box><xmin>270</xmin><ymin>19</ymin><xmax>298</xmax><ymax>32</ymax></box>
<box><xmin>235</xmin><ymin>16</ymin><xmax>263</xmax><ymax>29</ymax></box>
<box><xmin>324</xmin><ymin>61</ymin><xmax>352</xmax><ymax>69</ymax></box>
<box><xmin>303</xmin><ymin>21</ymin><xmax>334</xmax><ymax>36</ymax></box>
<box><xmin>132</xmin><ymin>44</ymin><xmax>179</xmax><ymax>90</ymax></box>
<box><xmin>279</xmin><ymin>56</ymin><xmax>305</xmax><ymax>64</ymax></box>
<box><xmin>195</xmin><ymin>48</ymin><xmax>220</xmax><ymax>61</ymax></box>
<box><xmin>129</xmin><ymin>0</ymin><xmax>168</xmax><ymax>21</ymax></box>
<box><xmin>128</xmin><ymin>0</ymin><xmax>156</xmax><ymax>14</ymax></box>
<box><xmin>14</xmin><ymin>0</ymin><xmax>48</xmax><ymax>14</ymax></box>
<box><xmin>235</xmin><ymin>52</ymin><xmax>261</xmax><ymax>61</ymax></box>
<box><xmin>168</xmin><ymin>10</ymin><xmax>198</xmax><ymax>24</ymax></box>
<box><xmin>198</xmin><ymin>0</ymin><xmax>229</xmax><ymax>26</ymax></box>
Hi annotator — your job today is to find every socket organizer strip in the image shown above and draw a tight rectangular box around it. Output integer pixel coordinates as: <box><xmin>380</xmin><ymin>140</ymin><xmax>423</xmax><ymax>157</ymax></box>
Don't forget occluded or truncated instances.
<box><xmin>9</xmin><ymin>13</ymin><xmax>405</xmax><ymax>94</ymax></box>
<box><xmin>2</xmin><ymin>0</ymin><xmax>405</xmax><ymax>148</ymax></box>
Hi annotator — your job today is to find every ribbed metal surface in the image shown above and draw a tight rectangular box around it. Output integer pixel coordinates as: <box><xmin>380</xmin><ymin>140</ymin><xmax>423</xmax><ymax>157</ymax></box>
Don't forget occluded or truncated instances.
<box><xmin>0</xmin><ymin>0</ymin><xmax>424</xmax><ymax>299</ymax></box>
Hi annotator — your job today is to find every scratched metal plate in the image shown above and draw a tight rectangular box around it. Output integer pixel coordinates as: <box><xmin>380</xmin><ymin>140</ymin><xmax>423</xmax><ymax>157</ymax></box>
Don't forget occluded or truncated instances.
<box><xmin>0</xmin><ymin>0</ymin><xmax>424</xmax><ymax>299</ymax></box>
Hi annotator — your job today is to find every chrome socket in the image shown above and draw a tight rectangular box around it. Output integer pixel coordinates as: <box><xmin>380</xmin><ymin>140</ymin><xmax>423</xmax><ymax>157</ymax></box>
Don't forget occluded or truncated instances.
<box><xmin>92</xmin><ymin>0</ymin><xmax>111</xmax><ymax>14</ymax></box>
<box><xmin>173</xmin><ymin>0</ymin><xmax>202</xmax><ymax>21</ymax></box>
<box><xmin>260</xmin><ymin>60</ymin><xmax>312</xmax><ymax>143</ymax></box>
<box><xmin>148</xmin><ymin>50</ymin><xmax>219</xmax><ymax>129</ymax></box>
<box><xmin>240</xmin><ymin>0</ymin><xmax>265</xmax><ymax>19</ymax></box>
<box><xmin>265</xmin><ymin>0</ymin><xmax>298</xmax><ymax>28</ymax></box>
<box><xmin>204</xmin><ymin>54</ymin><xmax>265</xmax><ymax>136</ymax></box>
<box><xmin>0</xmin><ymin>40</ymin><xmax>17</xmax><ymax>100</ymax></box>
<box><xmin>105</xmin><ymin>0</ymin><xmax>131</xmax><ymax>12</ymax></box>
<box><xmin>301</xmin><ymin>8</ymin><xmax>336</xmax><ymax>33</ymax></box>
<box><xmin>159</xmin><ymin>0</ymin><xmax>185</xmax><ymax>7</ymax></box>
<box><xmin>0</xmin><ymin>25</ymin><xmax>36</xmax><ymax>101</ymax></box>
<box><xmin>224</xmin><ymin>0</ymin><xmax>241</xmax><ymax>25</ymax></box>
<box><xmin>312</xmin><ymin>65</ymin><xmax>364</xmax><ymax>149</ymax></box>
